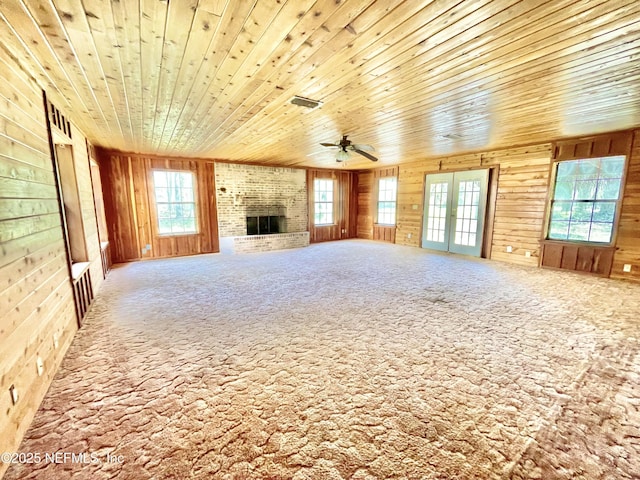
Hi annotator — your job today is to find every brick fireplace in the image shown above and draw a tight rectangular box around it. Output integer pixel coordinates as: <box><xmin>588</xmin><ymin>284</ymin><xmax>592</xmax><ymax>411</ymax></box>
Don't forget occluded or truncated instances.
<box><xmin>215</xmin><ymin>163</ymin><xmax>309</xmax><ymax>253</ymax></box>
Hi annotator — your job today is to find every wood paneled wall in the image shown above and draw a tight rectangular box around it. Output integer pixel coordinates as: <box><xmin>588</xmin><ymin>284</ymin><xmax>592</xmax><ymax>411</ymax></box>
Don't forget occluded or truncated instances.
<box><xmin>393</xmin><ymin>144</ymin><xmax>553</xmax><ymax>267</ymax></box>
<box><xmin>0</xmin><ymin>46</ymin><xmax>104</xmax><ymax>478</ymax></box>
<box><xmin>381</xmin><ymin>131</ymin><xmax>640</xmax><ymax>281</ymax></box>
<box><xmin>356</xmin><ymin>171</ymin><xmax>374</xmax><ymax>240</ymax></box>
<box><xmin>612</xmin><ymin>131</ymin><xmax>640</xmax><ymax>281</ymax></box>
<box><xmin>356</xmin><ymin>166</ymin><xmax>399</xmax><ymax>243</ymax></box>
<box><xmin>307</xmin><ymin>169</ymin><xmax>357</xmax><ymax>243</ymax></box>
<box><xmin>98</xmin><ymin>150</ymin><xmax>219</xmax><ymax>262</ymax></box>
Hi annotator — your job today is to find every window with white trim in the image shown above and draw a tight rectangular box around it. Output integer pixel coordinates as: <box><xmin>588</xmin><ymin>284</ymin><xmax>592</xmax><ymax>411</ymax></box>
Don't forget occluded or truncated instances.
<box><xmin>153</xmin><ymin>170</ymin><xmax>198</xmax><ymax>235</ymax></box>
<box><xmin>547</xmin><ymin>156</ymin><xmax>625</xmax><ymax>243</ymax></box>
<box><xmin>314</xmin><ymin>178</ymin><xmax>334</xmax><ymax>225</ymax></box>
<box><xmin>377</xmin><ymin>177</ymin><xmax>397</xmax><ymax>225</ymax></box>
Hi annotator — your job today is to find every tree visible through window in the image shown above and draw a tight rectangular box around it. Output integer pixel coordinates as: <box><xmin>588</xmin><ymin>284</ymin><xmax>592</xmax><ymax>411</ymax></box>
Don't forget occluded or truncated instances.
<box><xmin>548</xmin><ymin>156</ymin><xmax>625</xmax><ymax>243</ymax></box>
<box><xmin>377</xmin><ymin>177</ymin><xmax>397</xmax><ymax>225</ymax></box>
<box><xmin>153</xmin><ymin>170</ymin><xmax>198</xmax><ymax>235</ymax></box>
<box><xmin>314</xmin><ymin>179</ymin><xmax>334</xmax><ymax>225</ymax></box>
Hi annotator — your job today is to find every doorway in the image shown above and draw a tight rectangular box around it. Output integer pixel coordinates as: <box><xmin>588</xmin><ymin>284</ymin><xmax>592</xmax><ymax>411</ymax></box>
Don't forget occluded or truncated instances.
<box><xmin>421</xmin><ymin>169</ymin><xmax>489</xmax><ymax>257</ymax></box>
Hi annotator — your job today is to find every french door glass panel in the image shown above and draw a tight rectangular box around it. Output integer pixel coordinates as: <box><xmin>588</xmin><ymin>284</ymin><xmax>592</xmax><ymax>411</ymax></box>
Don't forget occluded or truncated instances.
<box><xmin>422</xmin><ymin>169</ymin><xmax>489</xmax><ymax>257</ymax></box>
<box><xmin>422</xmin><ymin>173</ymin><xmax>452</xmax><ymax>251</ymax></box>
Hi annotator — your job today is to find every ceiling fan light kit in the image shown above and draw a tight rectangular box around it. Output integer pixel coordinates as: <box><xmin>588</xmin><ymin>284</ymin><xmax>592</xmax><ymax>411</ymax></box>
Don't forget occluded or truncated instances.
<box><xmin>336</xmin><ymin>149</ymin><xmax>350</xmax><ymax>162</ymax></box>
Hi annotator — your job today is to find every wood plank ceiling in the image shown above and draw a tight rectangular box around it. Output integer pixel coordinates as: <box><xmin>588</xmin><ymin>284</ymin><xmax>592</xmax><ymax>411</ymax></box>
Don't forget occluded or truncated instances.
<box><xmin>1</xmin><ymin>0</ymin><xmax>639</xmax><ymax>169</ymax></box>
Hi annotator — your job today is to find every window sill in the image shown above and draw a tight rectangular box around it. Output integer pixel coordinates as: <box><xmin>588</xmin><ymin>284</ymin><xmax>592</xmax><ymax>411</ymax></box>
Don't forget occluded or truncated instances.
<box><xmin>374</xmin><ymin>223</ymin><xmax>396</xmax><ymax>227</ymax></box>
<box><xmin>314</xmin><ymin>223</ymin><xmax>336</xmax><ymax>227</ymax></box>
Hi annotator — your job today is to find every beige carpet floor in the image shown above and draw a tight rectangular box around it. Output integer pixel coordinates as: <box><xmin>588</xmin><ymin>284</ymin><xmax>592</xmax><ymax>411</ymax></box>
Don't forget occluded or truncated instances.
<box><xmin>5</xmin><ymin>240</ymin><xmax>640</xmax><ymax>480</ymax></box>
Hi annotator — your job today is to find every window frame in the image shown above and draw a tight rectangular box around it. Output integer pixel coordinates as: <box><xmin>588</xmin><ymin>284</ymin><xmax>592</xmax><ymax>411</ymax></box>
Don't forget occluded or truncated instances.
<box><xmin>544</xmin><ymin>155</ymin><xmax>627</xmax><ymax>247</ymax></box>
<box><xmin>313</xmin><ymin>178</ymin><xmax>335</xmax><ymax>226</ymax></box>
<box><xmin>151</xmin><ymin>169</ymin><xmax>199</xmax><ymax>236</ymax></box>
<box><xmin>375</xmin><ymin>176</ymin><xmax>398</xmax><ymax>226</ymax></box>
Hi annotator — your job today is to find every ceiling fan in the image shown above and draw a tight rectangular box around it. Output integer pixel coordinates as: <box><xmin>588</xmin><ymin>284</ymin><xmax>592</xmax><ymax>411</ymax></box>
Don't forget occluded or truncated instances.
<box><xmin>320</xmin><ymin>135</ymin><xmax>378</xmax><ymax>162</ymax></box>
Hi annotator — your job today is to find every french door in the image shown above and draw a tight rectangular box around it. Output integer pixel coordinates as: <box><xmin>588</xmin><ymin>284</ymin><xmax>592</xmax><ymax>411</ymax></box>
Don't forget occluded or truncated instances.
<box><xmin>421</xmin><ymin>169</ymin><xmax>489</xmax><ymax>257</ymax></box>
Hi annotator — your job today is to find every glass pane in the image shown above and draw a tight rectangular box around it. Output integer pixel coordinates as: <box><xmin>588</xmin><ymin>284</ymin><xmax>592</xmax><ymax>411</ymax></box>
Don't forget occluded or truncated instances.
<box><xmin>600</xmin><ymin>156</ymin><xmax>625</xmax><ymax>178</ymax></box>
<box><xmin>571</xmin><ymin>202</ymin><xmax>593</xmax><ymax>222</ymax></box>
<box><xmin>182</xmin><ymin>204</ymin><xmax>195</xmax><ymax>218</ymax></box>
<box><xmin>153</xmin><ymin>171</ymin><xmax>168</xmax><ymax>187</ymax></box>
<box><xmin>157</xmin><ymin>203</ymin><xmax>171</xmax><ymax>218</ymax></box>
<box><xmin>591</xmin><ymin>202</ymin><xmax>615</xmax><ymax>222</ymax></box>
<box><xmin>596</xmin><ymin>178</ymin><xmax>621</xmax><ymax>200</ymax></box>
<box><xmin>158</xmin><ymin>218</ymin><xmax>172</xmax><ymax>234</ymax></box>
<box><xmin>155</xmin><ymin>187</ymin><xmax>168</xmax><ymax>202</ymax></box>
<box><xmin>181</xmin><ymin>172</ymin><xmax>193</xmax><ymax>186</ymax></box>
<box><xmin>573</xmin><ymin>180</ymin><xmax>597</xmax><ymax>200</ymax></box>
<box><xmin>589</xmin><ymin>223</ymin><xmax>613</xmax><ymax>243</ymax></box>
<box><xmin>568</xmin><ymin>222</ymin><xmax>590</xmax><ymax>241</ymax></box>
<box><xmin>556</xmin><ymin>161</ymin><xmax>576</xmax><ymax>179</ymax></box>
<box><xmin>181</xmin><ymin>188</ymin><xmax>194</xmax><ymax>202</ymax></box>
<box><xmin>549</xmin><ymin>220</ymin><xmax>569</xmax><ymax>239</ymax></box>
<box><xmin>576</xmin><ymin>159</ymin><xmax>600</xmax><ymax>179</ymax></box>
<box><xmin>182</xmin><ymin>218</ymin><xmax>196</xmax><ymax>232</ymax></box>
<box><xmin>554</xmin><ymin>181</ymin><xmax>574</xmax><ymax>200</ymax></box>
<box><xmin>550</xmin><ymin>202</ymin><xmax>571</xmax><ymax>221</ymax></box>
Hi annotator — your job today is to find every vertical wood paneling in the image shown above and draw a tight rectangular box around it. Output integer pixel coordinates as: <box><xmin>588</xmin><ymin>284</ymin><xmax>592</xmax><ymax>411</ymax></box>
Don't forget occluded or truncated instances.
<box><xmin>612</xmin><ymin>131</ymin><xmax>640</xmax><ymax>281</ymax></box>
<box><xmin>98</xmin><ymin>150</ymin><xmax>219</xmax><ymax>262</ymax></box>
<box><xmin>356</xmin><ymin>166</ymin><xmax>399</xmax><ymax>243</ymax></box>
<box><xmin>99</xmin><ymin>153</ymin><xmax>140</xmax><ymax>262</ymax></box>
<box><xmin>307</xmin><ymin>169</ymin><xmax>356</xmax><ymax>243</ymax></box>
<box><xmin>356</xmin><ymin>171</ymin><xmax>373</xmax><ymax>240</ymax></box>
<box><xmin>0</xmin><ymin>47</ymin><xmax>77</xmax><ymax>479</ymax></box>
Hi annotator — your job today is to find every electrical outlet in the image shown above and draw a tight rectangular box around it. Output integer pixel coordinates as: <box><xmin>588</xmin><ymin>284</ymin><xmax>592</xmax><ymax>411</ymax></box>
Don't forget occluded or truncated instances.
<box><xmin>146</xmin><ymin>244</ymin><xmax>151</xmax><ymax>250</ymax></box>
<box><xmin>407</xmin><ymin>233</ymin><xmax>412</xmax><ymax>239</ymax></box>
<box><xmin>525</xmin><ymin>251</ymin><xmax>531</xmax><ymax>258</ymax></box>
<box><xmin>412</xmin><ymin>204</ymin><xmax>418</xmax><ymax>210</ymax></box>
<box><xmin>506</xmin><ymin>246</ymin><xmax>513</xmax><ymax>253</ymax></box>
<box><xmin>36</xmin><ymin>357</ymin><xmax>44</xmax><ymax>376</ymax></box>
<box><xmin>623</xmin><ymin>264</ymin><xmax>632</xmax><ymax>273</ymax></box>
<box><xmin>9</xmin><ymin>385</ymin><xmax>18</xmax><ymax>405</ymax></box>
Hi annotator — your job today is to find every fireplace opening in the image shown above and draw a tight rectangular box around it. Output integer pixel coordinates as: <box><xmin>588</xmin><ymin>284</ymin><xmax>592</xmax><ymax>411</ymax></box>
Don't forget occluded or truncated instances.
<box><xmin>246</xmin><ymin>206</ymin><xmax>286</xmax><ymax>235</ymax></box>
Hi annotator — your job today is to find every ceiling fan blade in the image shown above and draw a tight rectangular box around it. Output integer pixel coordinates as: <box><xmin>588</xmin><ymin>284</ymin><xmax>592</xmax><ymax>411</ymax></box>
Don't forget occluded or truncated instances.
<box><xmin>354</xmin><ymin>149</ymin><xmax>378</xmax><ymax>161</ymax></box>
<box><xmin>320</xmin><ymin>142</ymin><xmax>340</xmax><ymax>147</ymax></box>
<box><xmin>353</xmin><ymin>143</ymin><xmax>375</xmax><ymax>152</ymax></box>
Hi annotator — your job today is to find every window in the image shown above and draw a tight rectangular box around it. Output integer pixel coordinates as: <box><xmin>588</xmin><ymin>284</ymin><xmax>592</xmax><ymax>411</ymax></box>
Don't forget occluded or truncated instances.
<box><xmin>153</xmin><ymin>170</ymin><xmax>198</xmax><ymax>235</ymax></box>
<box><xmin>377</xmin><ymin>177</ymin><xmax>397</xmax><ymax>225</ymax></box>
<box><xmin>314</xmin><ymin>179</ymin><xmax>334</xmax><ymax>225</ymax></box>
<box><xmin>547</xmin><ymin>156</ymin><xmax>625</xmax><ymax>243</ymax></box>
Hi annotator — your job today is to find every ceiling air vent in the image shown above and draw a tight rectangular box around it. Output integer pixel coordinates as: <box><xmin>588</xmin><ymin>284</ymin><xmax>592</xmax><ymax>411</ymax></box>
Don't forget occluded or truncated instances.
<box><xmin>290</xmin><ymin>95</ymin><xmax>322</xmax><ymax>110</ymax></box>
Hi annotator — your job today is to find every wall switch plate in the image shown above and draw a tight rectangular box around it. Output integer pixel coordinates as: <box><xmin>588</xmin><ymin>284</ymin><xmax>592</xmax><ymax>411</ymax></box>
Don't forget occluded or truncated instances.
<box><xmin>623</xmin><ymin>264</ymin><xmax>632</xmax><ymax>273</ymax></box>
<box><xmin>412</xmin><ymin>204</ymin><xmax>418</xmax><ymax>210</ymax></box>
<box><xmin>146</xmin><ymin>244</ymin><xmax>151</xmax><ymax>250</ymax></box>
<box><xmin>407</xmin><ymin>233</ymin><xmax>412</xmax><ymax>239</ymax></box>
<box><xmin>525</xmin><ymin>251</ymin><xmax>531</xmax><ymax>258</ymax></box>
<box><xmin>9</xmin><ymin>385</ymin><xmax>18</xmax><ymax>405</ymax></box>
<box><xmin>36</xmin><ymin>357</ymin><xmax>44</xmax><ymax>376</ymax></box>
<box><xmin>506</xmin><ymin>246</ymin><xmax>513</xmax><ymax>253</ymax></box>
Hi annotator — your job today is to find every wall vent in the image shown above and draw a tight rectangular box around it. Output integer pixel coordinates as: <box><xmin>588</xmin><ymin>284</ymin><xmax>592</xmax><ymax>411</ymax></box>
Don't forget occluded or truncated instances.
<box><xmin>290</xmin><ymin>95</ymin><xmax>322</xmax><ymax>110</ymax></box>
